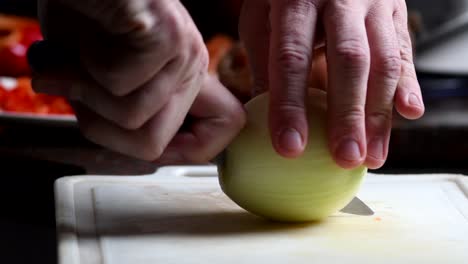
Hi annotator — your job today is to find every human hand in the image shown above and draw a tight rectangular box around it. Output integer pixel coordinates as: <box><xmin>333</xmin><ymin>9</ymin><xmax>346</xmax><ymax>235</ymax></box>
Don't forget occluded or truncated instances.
<box><xmin>29</xmin><ymin>0</ymin><xmax>245</xmax><ymax>162</ymax></box>
<box><xmin>239</xmin><ymin>0</ymin><xmax>424</xmax><ymax>169</ymax></box>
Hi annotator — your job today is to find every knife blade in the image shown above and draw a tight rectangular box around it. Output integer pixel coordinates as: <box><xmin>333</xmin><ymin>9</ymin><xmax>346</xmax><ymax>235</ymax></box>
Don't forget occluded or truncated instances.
<box><xmin>339</xmin><ymin>196</ymin><xmax>374</xmax><ymax>216</ymax></box>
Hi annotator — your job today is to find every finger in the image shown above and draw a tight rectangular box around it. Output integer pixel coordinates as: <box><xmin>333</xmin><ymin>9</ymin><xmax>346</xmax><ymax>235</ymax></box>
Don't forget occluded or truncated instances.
<box><xmin>31</xmin><ymin>59</ymin><xmax>181</xmax><ymax>130</ymax></box>
<box><xmin>47</xmin><ymin>0</ymin><xmax>200</xmax><ymax>96</ymax></box>
<box><xmin>156</xmin><ymin>74</ymin><xmax>246</xmax><ymax>164</ymax></box>
<box><xmin>78</xmin><ymin>1</ymin><xmax>195</xmax><ymax>96</ymax></box>
<box><xmin>269</xmin><ymin>0</ymin><xmax>318</xmax><ymax>158</ymax></box>
<box><xmin>364</xmin><ymin>6</ymin><xmax>401</xmax><ymax>169</ymax></box>
<box><xmin>32</xmin><ymin>35</ymin><xmax>208</xmax><ymax>130</ymax></box>
<box><xmin>393</xmin><ymin>2</ymin><xmax>425</xmax><ymax>120</ymax></box>
<box><xmin>59</xmin><ymin>0</ymin><xmax>162</xmax><ymax>35</ymax></box>
<box><xmin>66</xmin><ymin>77</ymin><xmax>199</xmax><ymax>161</ymax></box>
<box><xmin>39</xmin><ymin>0</ymin><xmax>171</xmax><ymax>86</ymax></box>
<box><xmin>238</xmin><ymin>0</ymin><xmax>270</xmax><ymax>96</ymax></box>
<box><xmin>324</xmin><ymin>3</ymin><xmax>369</xmax><ymax>168</ymax></box>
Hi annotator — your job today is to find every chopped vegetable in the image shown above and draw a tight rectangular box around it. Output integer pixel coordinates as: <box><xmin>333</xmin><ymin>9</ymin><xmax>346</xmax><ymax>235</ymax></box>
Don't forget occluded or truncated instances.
<box><xmin>0</xmin><ymin>15</ymin><xmax>43</xmax><ymax>77</ymax></box>
<box><xmin>0</xmin><ymin>77</ymin><xmax>73</xmax><ymax>115</ymax></box>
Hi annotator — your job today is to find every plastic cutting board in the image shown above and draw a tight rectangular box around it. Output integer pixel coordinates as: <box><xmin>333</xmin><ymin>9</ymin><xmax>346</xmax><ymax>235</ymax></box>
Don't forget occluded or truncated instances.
<box><xmin>55</xmin><ymin>166</ymin><xmax>468</xmax><ymax>264</ymax></box>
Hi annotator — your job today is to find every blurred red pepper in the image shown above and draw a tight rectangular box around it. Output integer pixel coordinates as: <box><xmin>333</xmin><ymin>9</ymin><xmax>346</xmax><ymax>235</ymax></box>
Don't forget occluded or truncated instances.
<box><xmin>20</xmin><ymin>25</ymin><xmax>43</xmax><ymax>47</ymax></box>
<box><xmin>0</xmin><ymin>15</ymin><xmax>73</xmax><ymax>116</ymax></box>
<box><xmin>0</xmin><ymin>15</ymin><xmax>43</xmax><ymax>77</ymax></box>
<box><xmin>0</xmin><ymin>77</ymin><xmax>74</xmax><ymax>115</ymax></box>
<box><xmin>0</xmin><ymin>43</ymin><xmax>30</xmax><ymax>77</ymax></box>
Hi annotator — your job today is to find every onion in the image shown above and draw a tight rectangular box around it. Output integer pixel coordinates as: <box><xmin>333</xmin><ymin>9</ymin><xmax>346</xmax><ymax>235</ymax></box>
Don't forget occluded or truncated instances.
<box><xmin>218</xmin><ymin>89</ymin><xmax>367</xmax><ymax>222</ymax></box>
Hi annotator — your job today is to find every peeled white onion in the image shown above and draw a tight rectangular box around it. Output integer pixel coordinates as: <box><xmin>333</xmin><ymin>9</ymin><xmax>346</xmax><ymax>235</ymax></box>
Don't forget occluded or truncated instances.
<box><xmin>218</xmin><ymin>89</ymin><xmax>367</xmax><ymax>222</ymax></box>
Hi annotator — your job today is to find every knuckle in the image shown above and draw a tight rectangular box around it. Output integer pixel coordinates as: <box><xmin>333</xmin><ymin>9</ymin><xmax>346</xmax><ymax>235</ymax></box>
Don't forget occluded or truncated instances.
<box><xmin>280</xmin><ymin>0</ymin><xmax>319</xmax><ymax>17</ymax></box>
<box><xmin>119</xmin><ymin>87</ymin><xmax>169</xmax><ymax>130</ymax></box>
<box><xmin>216</xmin><ymin>107</ymin><xmax>247</xmax><ymax>134</ymax></box>
<box><xmin>371</xmin><ymin>55</ymin><xmax>401</xmax><ymax>80</ymax></box>
<box><xmin>119</xmin><ymin>109</ymin><xmax>144</xmax><ymax>130</ymax></box>
<box><xmin>103</xmin><ymin>77</ymin><xmax>130</xmax><ymax>97</ymax></box>
<box><xmin>142</xmin><ymin>138</ymin><xmax>165</xmax><ymax>161</ymax></box>
<box><xmin>399</xmin><ymin>60</ymin><xmax>417</xmax><ymax>80</ymax></box>
<box><xmin>329</xmin><ymin>0</ymin><xmax>353</xmax><ymax>9</ymax></box>
<box><xmin>181</xmin><ymin>68</ymin><xmax>201</xmax><ymax>89</ymax></box>
<box><xmin>198</xmin><ymin>46</ymin><xmax>210</xmax><ymax>72</ymax></box>
<box><xmin>188</xmin><ymin>34</ymin><xmax>203</xmax><ymax>56</ymax></box>
<box><xmin>189</xmin><ymin>38</ymin><xmax>209</xmax><ymax>72</ymax></box>
<box><xmin>399</xmin><ymin>43</ymin><xmax>414</xmax><ymax>63</ymax></box>
<box><xmin>335</xmin><ymin>40</ymin><xmax>370</xmax><ymax>68</ymax></box>
<box><xmin>333</xmin><ymin>105</ymin><xmax>365</xmax><ymax>128</ymax></box>
<box><xmin>86</xmin><ymin>1</ymin><xmax>127</xmax><ymax>29</ymax></box>
<box><xmin>326</xmin><ymin>0</ymin><xmax>354</xmax><ymax>17</ymax></box>
<box><xmin>110</xmin><ymin>96</ymin><xmax>145</xmax><ymax>130</ymax></box>
<box><xmin>366</xmin><ymin>110</ymin><xmax>392</xmax><ymax>131</ymax></box>
<box><xmin>163</xmin><ymin>12</ymin><xmax>185</xmax><ymax>48</ymax></box>
<box><xmin>276</xmin><ymin>46</ymin><xmax>310</xmax><ymax>74</ymax></box>
<box><xmin>277</xmin><ymin>100</ymin><xmax>307</xmax><ymax>116</ymax></box>
<box><xmin>228</xmin><ymin>105</ymin><xmax>247</xmax><ymax>131</ymax></box>
<box><xmin>366</xmin><ymin>109</ymin><xmax>392</xmax><ymax>127</ymax></box>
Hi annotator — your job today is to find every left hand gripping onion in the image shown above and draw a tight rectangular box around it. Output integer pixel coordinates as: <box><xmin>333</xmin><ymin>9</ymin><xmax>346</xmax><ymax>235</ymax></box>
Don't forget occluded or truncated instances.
<box><xmin>218</xmin><ymin>89</ymin><xmax>367</xmax><ymax>222</ymax></box>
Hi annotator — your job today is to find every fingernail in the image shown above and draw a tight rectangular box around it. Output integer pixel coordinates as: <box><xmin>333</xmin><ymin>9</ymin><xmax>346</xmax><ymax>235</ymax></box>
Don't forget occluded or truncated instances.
<box><xmin>336</xmin><ymin>139</ymin><xmax>362</xmax><ymax>162</ymax></box>
<box><xmin>407</xmin><ymin>93</ymin><xmax>421</xmax><ymax>107</ymax></box>
<box><xmin>367</xmin><ymin>137</ymin><xmax>384</xmax><ymax>160</ymax></box>
<box><xmin>278</xmin><ymin>128</ymin><xmax>303</xmax><ymax>153</ymax></box>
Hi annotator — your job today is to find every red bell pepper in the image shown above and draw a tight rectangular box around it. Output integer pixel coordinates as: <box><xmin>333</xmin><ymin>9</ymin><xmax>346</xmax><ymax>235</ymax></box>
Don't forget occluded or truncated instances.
<box><xmin>0</xmin><ymin>15</ymin><xmax>43</xmax><ymax>77</ymax></box>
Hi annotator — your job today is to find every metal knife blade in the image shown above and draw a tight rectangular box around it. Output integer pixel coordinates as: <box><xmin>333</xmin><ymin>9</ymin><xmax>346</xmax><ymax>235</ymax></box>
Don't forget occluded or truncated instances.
<box><xmin>340</xmin><ymin>196</ymin><xmax>374</xmax><ymax>216</ymax></box>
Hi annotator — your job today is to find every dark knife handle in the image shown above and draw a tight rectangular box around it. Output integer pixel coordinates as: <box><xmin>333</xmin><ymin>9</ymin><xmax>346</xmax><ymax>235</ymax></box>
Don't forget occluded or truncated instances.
<box><xmin>27</xmin><ymin>40</ymin><xmax>79</xmax><ymax>74</ymax></box>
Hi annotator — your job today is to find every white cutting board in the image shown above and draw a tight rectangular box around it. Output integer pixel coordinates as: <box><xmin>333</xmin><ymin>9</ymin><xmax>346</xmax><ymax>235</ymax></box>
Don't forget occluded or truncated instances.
<box><xmin>55</xmin><ymin>166</ymin><xmax>468</xmax><ymax>264</ymax></box>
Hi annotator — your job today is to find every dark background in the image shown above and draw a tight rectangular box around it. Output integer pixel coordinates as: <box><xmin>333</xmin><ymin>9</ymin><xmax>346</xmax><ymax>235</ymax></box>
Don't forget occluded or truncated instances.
<box><xmin>1</xmin><ymin>1</ymin><xmax>468</xmax><ymax>264</ymax></box>
<box><xmin>0</xmin><ymin>0</ymin><xmax>241</xmax><ymax>40</ymax></box>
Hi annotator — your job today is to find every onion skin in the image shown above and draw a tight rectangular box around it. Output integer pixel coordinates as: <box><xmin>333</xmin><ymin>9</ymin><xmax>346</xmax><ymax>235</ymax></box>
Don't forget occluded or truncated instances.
<box><xmin>218</xmin><ymin>89</ymin><xmax>367</xmax><ymax>222</ymax></box>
